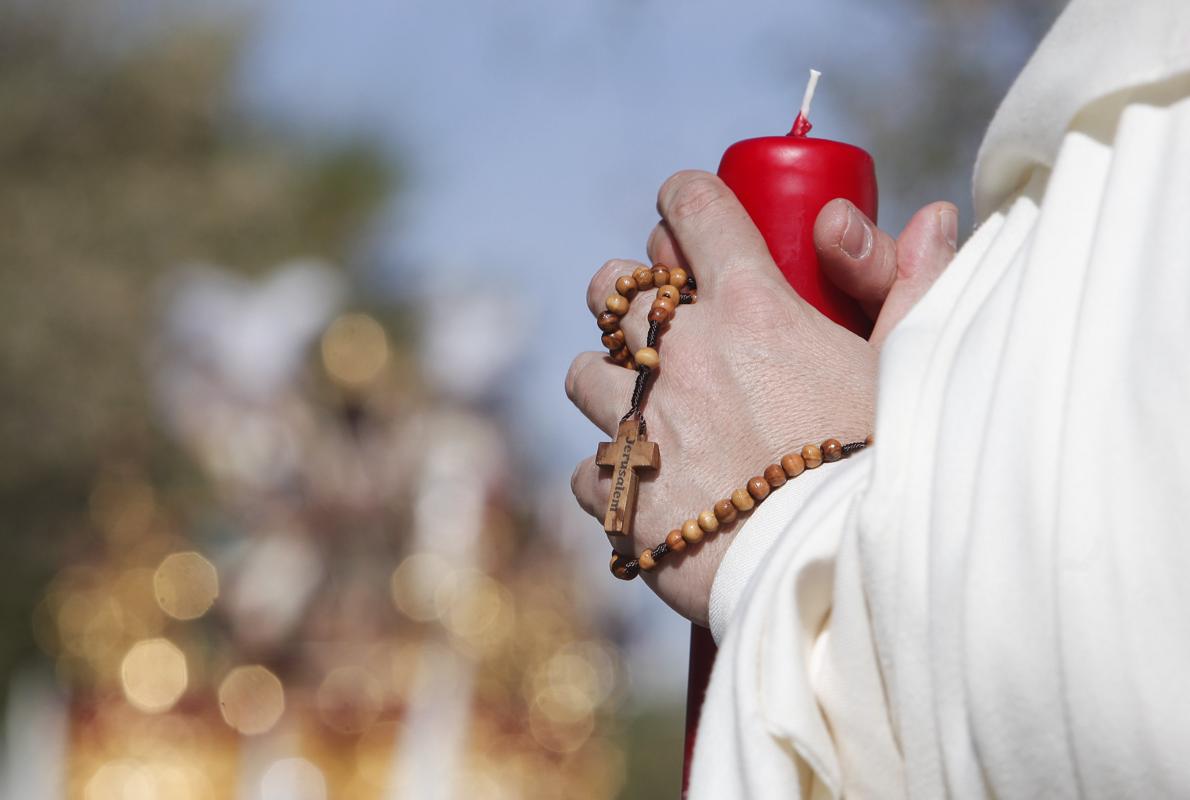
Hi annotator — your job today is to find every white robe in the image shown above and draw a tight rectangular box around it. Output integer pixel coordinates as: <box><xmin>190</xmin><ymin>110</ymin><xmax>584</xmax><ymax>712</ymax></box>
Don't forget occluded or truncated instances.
<box><xmin>691</xmin><ymin>1</ymin><xmax>1190</xmax><ymax>797</ymax></box>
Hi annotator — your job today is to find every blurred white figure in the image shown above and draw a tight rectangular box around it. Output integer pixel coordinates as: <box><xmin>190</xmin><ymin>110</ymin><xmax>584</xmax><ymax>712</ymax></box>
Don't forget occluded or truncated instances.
<box><xmin>388</xmin><ymin>292</ymin><xmax>512</xmax><ymax>799</ymax></box>
<box><xmin>152</xmin><ymin>259</ymin><xmax>344</xmax><ymax>491</ymax></box>
<box><xmin>2</xmin><ymin>669</ymin><xmax>67</xmax><ymax>800</ymax></box>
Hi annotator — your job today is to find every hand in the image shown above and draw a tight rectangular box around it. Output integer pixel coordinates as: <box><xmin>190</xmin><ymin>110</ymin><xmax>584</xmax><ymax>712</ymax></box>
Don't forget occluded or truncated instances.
<box><xmin>566</xmin><ymin>170</ymin><xmax>957</xmax><ymax>624</ymax></box>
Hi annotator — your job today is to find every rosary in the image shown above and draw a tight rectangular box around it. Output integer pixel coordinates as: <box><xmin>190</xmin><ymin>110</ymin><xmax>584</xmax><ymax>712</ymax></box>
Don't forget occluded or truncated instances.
<box><xmin>593</xmin><ymin>262</ymin><xmax>872</xmax><ymax>581</ymax></box>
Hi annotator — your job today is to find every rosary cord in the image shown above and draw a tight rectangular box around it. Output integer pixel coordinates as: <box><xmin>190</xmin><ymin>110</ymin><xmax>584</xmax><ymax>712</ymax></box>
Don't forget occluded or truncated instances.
<box><xmin>620</xmin><ymin>293</ymin><xmax>694</xmax><ymax>425</ymax></box>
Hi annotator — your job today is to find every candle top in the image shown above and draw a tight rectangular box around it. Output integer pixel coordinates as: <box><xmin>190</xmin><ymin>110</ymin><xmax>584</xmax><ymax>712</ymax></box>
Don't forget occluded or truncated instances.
<box><xmin>789</xmin><ymin>68</ymin><xmax>821</xmax><ymax>137</ymax></box>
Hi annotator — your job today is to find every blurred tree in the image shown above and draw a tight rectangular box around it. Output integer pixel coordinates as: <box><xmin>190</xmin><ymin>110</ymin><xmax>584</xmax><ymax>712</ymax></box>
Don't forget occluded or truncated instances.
<box><xmin>0</xmin><ymin>0</ymin><xmax>392</xmax><ymax>708</ymax></box>
<box><xmin>841</xmin><ymin>0</ymin><xmax>1067</xmax><ymax>229</ymax></box>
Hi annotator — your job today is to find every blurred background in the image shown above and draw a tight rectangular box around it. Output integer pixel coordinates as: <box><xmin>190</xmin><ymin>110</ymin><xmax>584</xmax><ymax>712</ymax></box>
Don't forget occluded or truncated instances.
<box><xmin>0</xmin><ymin>0</ymin><xmax>1063</xmax><ymax>797</ymax></box>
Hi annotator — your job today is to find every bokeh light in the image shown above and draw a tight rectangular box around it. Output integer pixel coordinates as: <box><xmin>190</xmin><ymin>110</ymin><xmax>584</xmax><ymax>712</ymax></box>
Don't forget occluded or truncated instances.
<box><xmin>320</xmin><ymin>312</ymin><xmax>389</xmax><ymax>388</ymax></box>
<box><xmin>260</xmin><ymin>758</ymin><xmax>328</xmax><ymax>800</ymax></box>
<box><xmin>120</xmin><ymin>639</ymin><xmax>188</xmax><ymax>713</ymax></box>
<box><xmin>153</xmin><ymin>552</ymin><xmax>219</xmax><ymax>621</ymax></box>
<box><xmin>85</xmin><ymin>759</ymin><xmax>155</xmax><ymax>800</ymax></box>
<box><xmin>316</xmin><ymin>666</ymin><xmax>383</xmax><ymax>735</ymax></box>
<box><xmin>218</xmin><ymin>665</ymin><xmax>286</xmax><ymax>735</ymax></box>
<box><xmin>390</xmin><ymin>552</ymin><xmax>455</xmax><ymax>622</ymax></box>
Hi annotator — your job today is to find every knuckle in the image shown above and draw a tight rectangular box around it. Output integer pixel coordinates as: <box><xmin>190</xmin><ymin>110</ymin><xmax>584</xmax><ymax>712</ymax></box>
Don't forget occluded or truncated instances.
<box><xmin>663</xmin><ymin>172</ymin><xmax>726</xmax><ymax>224</ymax></box>
<box><xmin>570</xmin><ymin>461</ymin><xmax>584</xmax><ymax>497</ymax></box>
<box><xmin>646</xmin><ymin>223</ymin><xmax>664</xmax><ymax>255</ymax></box>
<box><xmin>564</xmin><ymin>353</ymin><xmax>595</xmax><ymax>404</ymax></box>
<box><xmin>564</xmin><ymin>356</ymin><xmax>583</xmax><ymax>402</ymax></box>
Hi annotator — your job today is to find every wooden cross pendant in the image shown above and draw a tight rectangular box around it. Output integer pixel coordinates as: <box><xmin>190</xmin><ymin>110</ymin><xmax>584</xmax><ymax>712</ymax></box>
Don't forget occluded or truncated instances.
<box><xmin>595</xmin><ymin>419</ymin><xmax>660</xmax><ymax>537</ymax></box>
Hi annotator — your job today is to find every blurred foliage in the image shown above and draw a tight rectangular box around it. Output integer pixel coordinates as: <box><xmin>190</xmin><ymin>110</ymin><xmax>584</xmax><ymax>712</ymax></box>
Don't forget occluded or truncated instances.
<box><xmin>0</xmin><ymin>0</ymin><xmax>392</xmax><ymax>706</ymax></box>
<box><xmin>845</xmin><ymin>0</ymin><xmax>1067</xmax><ymax>228</ymax></box>
<box><xmin>620</xmin><ymin>705</ymin><xmax>686</xmax><ymax>798</ymax></box>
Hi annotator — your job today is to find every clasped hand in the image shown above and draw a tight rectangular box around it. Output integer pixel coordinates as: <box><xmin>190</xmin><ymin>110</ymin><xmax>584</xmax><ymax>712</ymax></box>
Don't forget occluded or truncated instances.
<box><xmin>566</xmin><ymin>170</ymin><xmax>957</xmax><ymax>624</ymax></box>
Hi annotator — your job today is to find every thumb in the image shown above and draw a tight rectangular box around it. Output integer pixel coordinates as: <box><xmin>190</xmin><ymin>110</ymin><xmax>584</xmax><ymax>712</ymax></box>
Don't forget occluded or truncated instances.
<box><xmin>869</xmin><ymin>201</ymin><xmax>958</xmax><ymax>348</ymax></box>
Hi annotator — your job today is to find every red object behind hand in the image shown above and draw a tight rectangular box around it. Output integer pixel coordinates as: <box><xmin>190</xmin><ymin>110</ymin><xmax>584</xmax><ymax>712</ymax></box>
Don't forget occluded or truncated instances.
<box><xmin>680</xmin><ymin>117</ymin><xmax>878</xmax><ymax>798</ymax></box>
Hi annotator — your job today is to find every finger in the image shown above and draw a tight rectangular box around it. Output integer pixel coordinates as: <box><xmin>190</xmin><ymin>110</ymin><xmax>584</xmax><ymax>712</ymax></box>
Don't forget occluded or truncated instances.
<box><xmin>587</xmin><ymin>258</ymin><xmax>648</xmax><ymax>317</ymax></box>
<box><xmin>814</xmin><ymin>198</ymin><xmax>898</xmax><ymax>319</ymax></box>
<box><xmin>645</xmin><ymin>221</ymin><xmax>690</xmax><ymax>273</ymax></box>
<box><xmin>869</xmin><ymin>201</ymin><xmax>958</xmax><ymax>348</ymax></box>
<box><xmin>570</xmin><ymin>456</ymin><xmax>609</xmax><ymax>520</ymax></box>
<box><xmin>565</xmin><ymin>351</ymin><xmax>637</xmax><ymax>435</ymax></box>
<box><xmin>656</xmin><ymin>170</ymin><xmax>785</xmax><ymax>298</ymax></box>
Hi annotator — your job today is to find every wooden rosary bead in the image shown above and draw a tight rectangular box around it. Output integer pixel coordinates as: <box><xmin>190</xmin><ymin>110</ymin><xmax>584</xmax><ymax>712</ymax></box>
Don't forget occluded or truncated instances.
<box><xmin>731</xmin><ymin>487</ymin><xmax>755</xmax><ymax>512</ymax></box>
<box><xmin>822</xmin><ymin>438</ymin><xmax>843</xmax><ymax>462</ymax></box>
<box><xmin>698</xmin><ymin>510</ymin><xmax>720</xmax><ymax>533</ymax></box>
<box><xmin>802</xmin><ymin>443</ymin><xmax>823</xmax><ymax>469</ymax></box>
<box><xmin>624</xmin><ymin>358</ymin><xmax>636</xmax><ymax>370</ymax></box>
<box><xmin>605</xmin><ymin>294</ymin><xmax>630</xmax><ymax>315</ymax></box>
<box><xmin>652</xmin><ymin>265</ymin><xmax>671</xmax><ymax>286</ymax></box>
<box><xmin>609</xmin><ymin>346</ymin><xmax>630</xmax><ymax>364</ymax></box>
<box><xmin>681</xmin><ymin>518</ymin><xmax>704</xmax><ymax>544</ymax></box>
<box><xmin>638</xmin><ymin>548</ymin><xmax>657</xmax><ymax>571</ymax></box>
<box><xmin>763</xmin><ymin>463</ymin><xmax>787</xmax><ymax>488</ymax></box>
<box><xmin>615</xmin><ymin>275</ymin><xmax>638</xmax><ymax>297</ymax></box>
<box><xmin>747</xmin><ymin>476</ymin><xmax>771</xmax><ymax>501</ymax></box>
<box><xmin>781</xmin><ymin>452</ymin><xmax>806</xmax><ymax>478</ymax></box>
<box><xmin>601</xmin><ymin>330</ymin><xmax>625</xmax><ymax>350</ymax></box>
<box><xmin>666</xmin><ymin>529</ymin><xmax>687</xmax><ymax>553</ymax></box>
<box><xmin>714</xmin><ymin>498</ymin><xmax>738</xmax><ymax>524</ymax></box>
<box><xmin>635</xmin><ymin>347</ymin><xmax>660</xmax><ymax>369</ymax></box>
<box><xmin>669</xmin><ymin>267</ymin><xmax>689</xmax><ymax>288</ymax></box>
<box><xmin>632</xmin><ymin>267</ymin><xmax>654</xmax><ymax>290</ymax></box>
<box><xmin>610</xmin><ymin>552</ymin><xmax>633</xmax><ymax>580</ymax></box>
<box><xmin>597</xmin><ymin>311</ymin><xmax>621</xmax><ymax>332</ymax></box>
<box><xmin>653</xmin><ymin>295</ymin><xmax>677</xmax><ymax>313</ymax></box>
<box><xmin>656</xmin><ymin>284</ymin><xmax>680</xmax><ymax>302</ymax></box>
<box><xmin>648</xmin><ymin>306</ymin><xmax>671</xmax><ymax>323</ymax></box>
<box><xmin>865</xmin><ymin>434</ymin><xmax>875</xmax><ymax>446</ymax></box>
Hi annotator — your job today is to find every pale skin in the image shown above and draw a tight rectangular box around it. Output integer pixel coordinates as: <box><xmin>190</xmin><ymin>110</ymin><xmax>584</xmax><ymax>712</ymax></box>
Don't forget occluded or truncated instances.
<box><xmin>566</xmin><ymin>170</ymin><xmax>958</xmax><ymax>624</ymax></box>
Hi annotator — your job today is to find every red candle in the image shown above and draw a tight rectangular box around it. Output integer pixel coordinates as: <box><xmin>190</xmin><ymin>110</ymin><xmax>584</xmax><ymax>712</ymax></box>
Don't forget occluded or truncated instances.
<box><xmin>719</xmin><ymin>70</ymin><xmax>878</xmax><ymax>336</ymax></box>
<box><xmin>681</xmin><ymin>70</ymin><xmax>879</xmax><ymax>796</ymax></box>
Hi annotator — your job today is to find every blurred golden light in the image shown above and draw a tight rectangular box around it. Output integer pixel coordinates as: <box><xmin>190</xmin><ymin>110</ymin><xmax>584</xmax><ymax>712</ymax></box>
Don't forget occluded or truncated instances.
<box><xmin>121</xmin><ymin>638</ymin><xmax>188</xmax><ymax>713</ymax></box>
<box><xmin>527</xmin><ymin>702</ymin><xmax>594</xmax><ymax>754</ymax></box>
<box><xmin>218</xmin><ymin>665</ymin><xmax>285</xmax><ymax>735</ymax></box>
<box><xmin>260</xmin><ymin>758</ymin><xmax>327</xmax><ymax>800</ymax></box>
<box><xmin>444</xmin><ymin>570</ymin><xmax>515</xmax><ymax>657</ymax></box>
<box><xmin>355</xmin><ymin>721</ymin><xmax>401</xmax><ymax>788</ymax></box>
<box><xmin>153</xmin><ymin>551</ymin><xmax>219</xmax><ymax>620</ymax></box>
<box><xmin>535</xmin><ymin>651</ymin><xmax>599</xmax><ymax>723</ymax></box>
<box><xmin>316</xmin><ymin>666</ymin><xmax>382</xmax><ymax>735</ymax></box>
<box><xmin>85</xmin><ymin>759</ymin><xmax>155</xmax><ymax>800</ymax></box>
<box><xmin>321</xmin><ymin>312</ymin><xmax>389</xmax><ymax>388</ymax></box>
<box><xmin>390</xmin><ymin>553</ymin><xmax>455</xmax><ymax>622</ymax></box>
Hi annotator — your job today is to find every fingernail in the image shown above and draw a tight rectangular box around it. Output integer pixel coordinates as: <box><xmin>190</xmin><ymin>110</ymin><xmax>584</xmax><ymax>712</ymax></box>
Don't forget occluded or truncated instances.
<box><xmin>840</xmin><ymin>205</ymin><xmax>872</xmax><ymax>260</ymax></box>
<box><xmin>939</xmin><ymin>207</ymin><xmax>958</xmax><ymax>250</ymax></box>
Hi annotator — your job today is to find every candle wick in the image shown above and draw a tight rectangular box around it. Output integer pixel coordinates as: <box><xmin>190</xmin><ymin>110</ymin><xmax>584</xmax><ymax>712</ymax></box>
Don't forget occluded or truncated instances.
<box><xmin>790</xmin><ymin>68</ymin><xmax>820</xmax><ymax>137</ymax></box>
<box><xmin>800</xmin><ymin>69</ymin><xmax>821</xmax><ymax>119</ymax></box>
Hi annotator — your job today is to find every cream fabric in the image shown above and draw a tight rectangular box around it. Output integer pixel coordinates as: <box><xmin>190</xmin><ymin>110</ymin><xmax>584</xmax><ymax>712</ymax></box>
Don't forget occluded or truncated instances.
<box><xmin>692</xmin><ymin>1</ymin><xmax>1190</xmax><ymax>796</ymax></box>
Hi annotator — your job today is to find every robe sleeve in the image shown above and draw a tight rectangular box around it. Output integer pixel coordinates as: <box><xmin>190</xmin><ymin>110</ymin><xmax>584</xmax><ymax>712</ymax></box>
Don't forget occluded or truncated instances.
<box><xmin>693</xmin><ymin>71</ymin><xmax>1190</xmax><ymax>800</ymax></box>
<box><xmin>692</xmin><ymin>3</ymin><xmax>1190</xmax><ymax>793</ymax></box>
